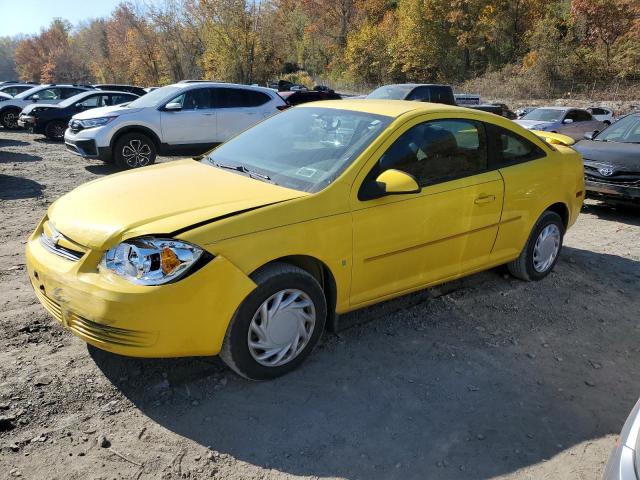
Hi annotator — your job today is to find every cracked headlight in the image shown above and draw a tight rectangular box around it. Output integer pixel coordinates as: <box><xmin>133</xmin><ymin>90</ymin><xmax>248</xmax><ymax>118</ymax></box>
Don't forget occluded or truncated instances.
<box><xmin>99</xmin><ymin>237</ymin><xmax>206</xmax><ymax>285</ymax></box>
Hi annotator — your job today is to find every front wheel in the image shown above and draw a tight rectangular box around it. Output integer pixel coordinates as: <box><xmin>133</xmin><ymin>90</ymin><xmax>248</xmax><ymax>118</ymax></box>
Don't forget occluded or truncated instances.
<box><xmin>508</xmin><ymin>211</ymin><xmax>565</xmax><ymax>281</ymax></box>
<box><xmin>113</xmin><ymin>133</ymin><xmax>156</xmax><ymax>169</ymax></box>
<box><xmin>220</xmin><ymin>263</ymin><xmax>327</xmax><ymax>380</ymax></box>
<box><xmin>44</xmin><ymin>120</ymin><xmax>67</xmax><ymax>141</ymax></box>
<box><xmin>1</xmin><ymin>109</ymin><xmax>20</xmax><ymax>129</ymax></box>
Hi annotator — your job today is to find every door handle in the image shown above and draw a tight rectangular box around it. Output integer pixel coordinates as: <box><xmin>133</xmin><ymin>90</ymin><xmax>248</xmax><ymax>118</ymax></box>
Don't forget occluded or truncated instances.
<box><xmin>201</xmin><ymin>113</ymin><xmax>215</xmax><ymax>116</ymax></box>
<box><xmin>474</xmin><ymin>195</ymin><xmax>496</xmax><ymax>205</ymax></box>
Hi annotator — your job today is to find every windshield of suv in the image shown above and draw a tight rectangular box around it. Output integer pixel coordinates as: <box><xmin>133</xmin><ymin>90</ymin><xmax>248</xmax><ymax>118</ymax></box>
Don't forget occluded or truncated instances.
<box><xmin>204</xmin><ymin>107</ymin><xmax>392</xmax><ymax>193</ymax></box>
<box><xmin>367</xmin><ymin>85</ymin><xmax>415</xmax><ymax>100</ymax></box>
<box><xmin>595</xmin><ymin>113</ymin><xmax>640</xmax><ymax>143</ymax></box>
<box><xmin>522</xmin><ymin>108</ymin><xmax>564</xmax><ymax>122</ymax></box>
<box><xmin>15</xmin><ymin>86</ymin><xmax>43</xmax><ymax>99</ymax></box>
<box><xmin>127</xmin><ymin>86</ymin><xmax>180</xmax><ymax>108</ymax></box>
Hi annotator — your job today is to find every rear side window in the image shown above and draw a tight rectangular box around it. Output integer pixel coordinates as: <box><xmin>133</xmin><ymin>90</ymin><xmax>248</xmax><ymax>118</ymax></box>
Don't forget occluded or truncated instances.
<box><xmin>566</xmin><ymin>110</ymin><xmax>592</xmax><ymax>122</ymax></box>
<box><xmin>493</xmin><ymin>127</ymin><xmax>545</xmax><ymax>166</ymax></box>
<box><xmin>110</xmin><ymin>94</ymin><xmax>136</xmax><ymax>105</ymax></box>
<box><xmin>214</xmin><ymin>88</ymin><xmax>271</xmax><ymax>108</ymax></box>
<box><xmin>378</xmin><ymin>119</ymin><xmax>487</xmax><ymax>186</ymax></box>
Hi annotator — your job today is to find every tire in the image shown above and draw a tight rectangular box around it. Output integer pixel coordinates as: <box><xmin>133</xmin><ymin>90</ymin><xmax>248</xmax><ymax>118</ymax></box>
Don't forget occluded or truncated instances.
<box><xmin>113</xmin><ymin>132</ymin><xmax>156</xmax><ymax>169</ymax></box>
<box><xmin>508</xmin><ymin>211</ymin><xmax>565</xmax><ymax>281</ymax></box>
<box><xmin>220</xmin><ymin>262</ymin><xmax>327</xmax><ymax>380</ymax></box>
<box><xmin>0</xmin><ymin>108</ymin><xmax>20</xmax><ymax>129</ymax></box>
<box><xmin>44</xmin><ymin>120</ymin><xmax>67</xmax><ymax>141</ymax></box>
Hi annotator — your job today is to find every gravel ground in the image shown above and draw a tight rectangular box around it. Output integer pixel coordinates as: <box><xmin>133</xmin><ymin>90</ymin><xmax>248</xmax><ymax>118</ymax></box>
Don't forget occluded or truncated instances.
<box><xmin>1</xmin><ymin>129</ymin><xmax>639</xmax><ymax>480</ymax></box>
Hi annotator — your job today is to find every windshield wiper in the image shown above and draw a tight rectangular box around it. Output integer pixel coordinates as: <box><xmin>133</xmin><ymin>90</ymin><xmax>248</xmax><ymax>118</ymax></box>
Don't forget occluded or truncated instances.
<box><xmin>213</xmin><ymin>161</ymin><xmax>273</xmax><ymax>183</ymax></box>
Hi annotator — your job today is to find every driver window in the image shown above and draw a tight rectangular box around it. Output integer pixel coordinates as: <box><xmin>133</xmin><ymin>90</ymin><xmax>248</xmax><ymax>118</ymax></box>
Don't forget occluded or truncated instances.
<box><xmin>169</xmin><ymin>88</ymin><xmax>211</xmax><ymax>110</ymax></box>
<box><xmin>377</xmin><ymin>119</ymin><xmax>487</xmax><ymax>186</ymax></box>
<box><xmin>32</xmin><ymin>88</ymin><xmax>60</xmax><ymax>100</ymax></box>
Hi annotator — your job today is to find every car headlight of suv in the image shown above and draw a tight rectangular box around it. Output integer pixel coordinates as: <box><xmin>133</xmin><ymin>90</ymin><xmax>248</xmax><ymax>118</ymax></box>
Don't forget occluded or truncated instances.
<box><xmin>99</xmin><ymin>237</ymin><xmax>206</xmax><ymax>285</ymax></box>
<box><xmin>77</xmin><ymin>116</ymin><xmax>116</xmax><ymax>129</ymax></box>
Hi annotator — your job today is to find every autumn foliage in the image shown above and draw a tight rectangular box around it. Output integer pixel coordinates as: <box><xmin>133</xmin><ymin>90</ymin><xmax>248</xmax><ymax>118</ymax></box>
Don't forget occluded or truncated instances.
<box><xmin>1</xmin><ymin>0</ymin><xmax>639</xmax><ymax>90</ymax></box>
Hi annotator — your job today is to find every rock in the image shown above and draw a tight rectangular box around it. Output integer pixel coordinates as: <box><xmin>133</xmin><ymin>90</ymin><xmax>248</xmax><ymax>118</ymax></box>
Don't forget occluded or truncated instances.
<box><xmin>78</xmin><ymin>451</ymin><xmax>85</xmax><ymax>456</ymax></box>
<box><xmin>588</xmin><ymin>360</ymin><xmax>602</xmax><ymax>369</ymax></box>
<box><xmin>0</xmin><ymin>402</ymin><xmax>10</xmax><ymax>410</ymax></box>
<box><xmin>97</xmin><ymin>435</ymin><xmax>111</xmax><ymax>448</ymax></box>
<box><xmin>9</xmin><ymin>442</ymin><xmax>20</xmax><ymax>452</ymax></box>
<box><xmin>30</xmin><ymin>434</ymin><xmax>47</xmax><ymax>443</ymax></box>
<box><xmin>34</xmin><ymin>375</ymin><xmax>53</xmax><ymax>386</ymax></box>
<box><xmin>467</xmin><ymin>385</ymin><xmax>480</xmax><ymax>392</ymax></box>
<box><xmin>585</xmin><ymin>380</ymin><xmax>596</xmax><ymax>387</ymax></box>
<box><xmin>476</xmin><ymin>434</ymin><xmax>485</xmax><ymax>440</ymax></box>
<box><xmin>0</xmin><ymin>416</ymin><xmax>15</xmax><ymax>431</ymax></box>
<box><xmin>191</xmin><ymin>400</ymin><xmax>200</xmax><ymax>407</ymax></box>
<box><xmin>527</xmin><ymin>353</ymin><xmax>536</xmax><ymax>359</ymax></box>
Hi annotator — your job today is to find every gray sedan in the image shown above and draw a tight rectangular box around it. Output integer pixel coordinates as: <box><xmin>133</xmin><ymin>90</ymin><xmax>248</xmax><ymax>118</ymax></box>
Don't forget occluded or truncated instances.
<box><xmin>515</xmin><ymin>107</ymin><xmax>605</xmax><ymax>140</ymax></box>
<box><xmin>602</xmin><ymin>398</ymin><xmax>640</xmax><ymax>479</ymax></box>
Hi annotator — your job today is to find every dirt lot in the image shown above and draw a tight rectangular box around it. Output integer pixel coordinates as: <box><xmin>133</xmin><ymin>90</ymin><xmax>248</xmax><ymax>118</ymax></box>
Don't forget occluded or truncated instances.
<box><xmin>1</xmin><ymin>129</ymin><xmax>639</xmax><ymax>480</ymax></box>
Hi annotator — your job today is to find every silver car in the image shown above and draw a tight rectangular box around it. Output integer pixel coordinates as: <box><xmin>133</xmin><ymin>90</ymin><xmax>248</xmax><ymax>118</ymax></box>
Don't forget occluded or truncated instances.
<box><xmin>603</xmin><ymin>398</ymin><xmax>640</xmax><ymax>479</ymax></box>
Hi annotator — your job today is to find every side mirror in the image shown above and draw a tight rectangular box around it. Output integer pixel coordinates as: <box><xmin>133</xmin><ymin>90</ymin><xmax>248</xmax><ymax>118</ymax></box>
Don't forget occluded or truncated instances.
<box><xmin>31</xmin><ymin>94</ymin><xmax>39</xmax><ymax>102</ymax></box>
<box><xmin>563</xmin><ymin>118</ymin><xmax>574</xmax><ymax>124</ymax></box>
<box><xmin>164</xmin><ymin>102</ymin><xmax>182</xmax><ymax>111</ymax></box>
<box><xmin>584</xmin><ymin>131</ymin><xmax>596</xmax><ymax>140</ymax></box>
<box><xmin>360</xmin><ymin>169</ymin><xmax>421</xmax><ymax>200</ymax></box>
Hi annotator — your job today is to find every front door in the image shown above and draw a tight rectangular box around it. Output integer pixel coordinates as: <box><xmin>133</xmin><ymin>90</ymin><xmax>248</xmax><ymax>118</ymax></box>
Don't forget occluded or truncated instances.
<box><xmin>161</xmin><ymin>87</ymin><xmax>217</xmax><ymax>145</ymax></box>
<box><xmin>350</xmin><ymin>117</ymin><xmax>504</xmax><ymax>306</ymax></box>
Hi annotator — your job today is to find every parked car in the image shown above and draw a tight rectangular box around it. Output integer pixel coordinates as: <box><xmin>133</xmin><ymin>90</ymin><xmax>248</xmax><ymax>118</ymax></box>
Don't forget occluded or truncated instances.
<box><xmin>454</xmin><ymin>93</ymin><xmax>481</xmax><ymax>106</ymax></box>
<box><xmin>468</xmin><ymin>103</ymin><xmax>517</xmax><ymax>119</ymax></box>
<box><xmin>573</xmin><ymin>111</ymin><xmax>640</xmax><ymax>204</ymax></box>
<box><xmin>18</xmin><ymin>90</ymin><xmax>139</xmax><ymax>140</ymax></box>
<box><xmin>93</xmin><ymin>84</ymin><xmax>147</xmax><ymax>97</ymax></box>
<box><xmin>28</xmin><ymin>100</ymin><xmax>583</xmax><ymax>380</ymax></box>
<box><xmin>0</xmin><ymin>92</ymin><xmax>11</xmax><ymax>102</ymax></box>
<box><xmin>0</xmin><ymin>84</ymin><xmax>95</xmax><ymax>129</ymax></box>
<box><xmin>278</xmin><ymin>89</ymin><xmax>341</xmax><ymax>107</ymax></box>
<box><xmin>587</xmin><ymin>106</ymin><xmax>614</xmax><ymax>125</ymax></box>
<box><xmin>366</xmin><ymin>84</ymin><xmax>456</xmax><ymax>105</ymax></box>
<box><xmin>64</xmin><ymin>82</ymin><xmax>286</xmax><ymax>169</ymax></box>
<box><xmin>515</xmin><ymin>107</ymin><xmax>605</xmax><ymax>140</ymax></box>
<box><xmin>602</xmin><ymin>398</ymin><xmax>640</xmax><ymax>480</ymax></box>
<box><xmin>0</xmin><ymin>83</ymin><xmax>39</xmax><ymax>97</ymax></box>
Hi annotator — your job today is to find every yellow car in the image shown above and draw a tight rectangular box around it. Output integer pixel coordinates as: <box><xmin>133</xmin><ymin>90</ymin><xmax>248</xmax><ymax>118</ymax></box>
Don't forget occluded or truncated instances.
<box><xmin>26</xmin><ymin>100</ymin><xmax>584</xmax><ymax>380</ymax></box>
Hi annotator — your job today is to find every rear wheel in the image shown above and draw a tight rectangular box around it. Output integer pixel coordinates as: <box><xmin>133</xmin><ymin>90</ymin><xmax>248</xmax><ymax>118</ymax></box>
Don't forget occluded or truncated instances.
<box><xmin>508</xmin><ymin>211</ymin><xmax>564</xmax><ymax>281</ymax></box>
<box><xmin>44</xmin><ymin>120</ymin><xmax>66</xmax><ymax>141</ymax></box>
<box><xmin>1</xmin><ymin>108</ymin><xmax>20</xmax><ymax>129</ymax></box>
<box><xmin>220</xmin><ymin>263</ymin><xmax>327</xmax><ymax>380</ymax></box>
<box><xmin>113</xmin><ymin>133</ymin><xmax>156</xmax><ymax>169</ymax></box>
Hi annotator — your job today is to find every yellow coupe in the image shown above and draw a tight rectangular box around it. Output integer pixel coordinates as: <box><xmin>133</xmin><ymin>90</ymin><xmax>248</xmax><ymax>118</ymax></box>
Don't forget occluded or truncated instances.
<box><xmin>26</xmin><ymin>100</ymin><xmax>584</xmax><ymax>379</ymax></box>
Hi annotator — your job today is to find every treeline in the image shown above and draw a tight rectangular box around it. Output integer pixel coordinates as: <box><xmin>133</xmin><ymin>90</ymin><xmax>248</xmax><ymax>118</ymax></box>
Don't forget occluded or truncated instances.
<box><xmin>0</xmin><ymin>0</ymin><xmax>638</xmax><ymax>91</ymax></box>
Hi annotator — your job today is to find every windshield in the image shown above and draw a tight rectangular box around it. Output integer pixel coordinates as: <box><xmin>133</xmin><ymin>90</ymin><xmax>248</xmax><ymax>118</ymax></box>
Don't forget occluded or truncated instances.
<box><xmin>204</xmin><ymin>107</ymin><xmax>392</xmax><ymax>192</ymax></box>
<box><xmin>367</xmin><ymin>85</ymin><xmax>415</xmax><ymax>100</ymax></box>
<box><xmin>127</xmin><ymin>85</ymin><xmax>181</xmax><ymax>108</ymax></box>
<box><xmin>595</xmin><ymin>113</ymin><xmax>640</xmax><ymax>143</ymax></box>
<box><xmin>522</xmin><ymin>108</ymin><xmax>564</xmax><ymax>123</ymax></box>
<box><xmin>15</xmin><ymin>86</ymin><xmax>43</xmax><ymax>99</ymax></box>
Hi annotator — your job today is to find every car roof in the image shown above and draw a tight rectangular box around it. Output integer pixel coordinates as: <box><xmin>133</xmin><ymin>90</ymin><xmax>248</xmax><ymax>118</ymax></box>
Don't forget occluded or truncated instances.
<box><xmin>380</xmin><ymin>83</ymin><xmax>450</xmax><ymax>88</ymax></box>
<box><xmin>297</xmin><ymin>99</ymin><xmax>481</xmax><ymax>118</ymax></box>
<box><xmin>169</xmin><ymin>81</ymin><xmax>275</xmax><ymax>94</ymax></box>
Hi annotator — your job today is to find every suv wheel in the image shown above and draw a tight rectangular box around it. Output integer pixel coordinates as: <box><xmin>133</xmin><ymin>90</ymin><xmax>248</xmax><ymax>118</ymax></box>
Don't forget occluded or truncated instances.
<box><xmin>508</xmin><ymin>210</ymin><xmax>565</xmax><ymax>281</ymax></box>
<box><xmin>44</xmin><ymin>120</ymin><xmax>67</xmax><ymax>141</ymax></box>
<box><xmin>220</xmin><ymin>263</ymin><xmax>327</xmax><ymax>380</ymax></box>
<box><xmin>1</xmin><ymin>109</ymin><xmax>20</xmax><ymax>129</ymax></box>
<box><xmin>114</xmin><ymin>133</ymin><xmax>157</xmax><ymax>169</ymax></box>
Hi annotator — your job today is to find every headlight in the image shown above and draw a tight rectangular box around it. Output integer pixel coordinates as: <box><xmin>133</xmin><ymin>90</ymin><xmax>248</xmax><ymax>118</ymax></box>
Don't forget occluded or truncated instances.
<box><xmin>77</xmin><ymin>116</ymin><xmax>116</xmax><ymax>128</ymax></box>
<box><xmin>99</xmin><ymin>237</ymin><xmax>206</xmax><ymax>285</ymax></box>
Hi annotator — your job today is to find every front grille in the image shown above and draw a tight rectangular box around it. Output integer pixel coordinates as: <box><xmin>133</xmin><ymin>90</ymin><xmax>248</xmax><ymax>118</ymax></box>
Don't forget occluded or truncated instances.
<box><xmin>584</xmin><ymin>164</ymin><xmax>640</xmax><ymax>186</ymax></box>
<box><xmin>67</xmin><ymin>314</ymin><xmax>153</xmax><ymax>348</ymax></box>
<box><xmin>40</xmin><ymin>232</ymin><xmax>84</xmax><ymax>261</ymax></box>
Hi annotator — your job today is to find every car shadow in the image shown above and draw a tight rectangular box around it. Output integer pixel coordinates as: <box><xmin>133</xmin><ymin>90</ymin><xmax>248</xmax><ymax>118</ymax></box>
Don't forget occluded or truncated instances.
<box><xmin>0</xmin><ymin>139</ymin><xmax>29</xmax><ymax>148</ymax></box>
<box><xmin>33</xmin><ymin>137</ymin><xmax>62</xmax><ymax>145</ymax></box>
<box><xmin>0</xmin><ymin>174</ymin><xmax>45</xmax><ymax>200</ymax></box>
<box><xmin>0</xmin><ymin>151</ymin><xmax>42</xmax><ymax>163</ymax></box>
<box><xmin>583</xmin><ymin>200</ymin><xmax>640</xmax><ymax>227</ymax></box>
<box><xmin>84</xmin><ymin>163</ymin><xmax>120</xmax><ymax>175</ymax></box>
<box><xmin>90</xmin><ymin>246</ymin><xmax>639</xmax><ymax>479</ymax></box>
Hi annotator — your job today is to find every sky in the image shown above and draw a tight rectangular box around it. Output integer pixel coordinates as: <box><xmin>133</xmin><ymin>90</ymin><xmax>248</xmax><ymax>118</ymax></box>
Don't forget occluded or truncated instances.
<box><xmin>0</xmin><ymin>0</ymin><xmax>142</xmax><ymax>37</ymax></box>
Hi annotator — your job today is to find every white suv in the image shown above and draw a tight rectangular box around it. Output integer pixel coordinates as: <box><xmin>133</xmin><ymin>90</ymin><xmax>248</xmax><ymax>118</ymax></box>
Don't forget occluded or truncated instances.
<box><xmin>64</xmin><ymin>81</ymin><xmax>286</xmax><ymax>169</ymax></box>
<box><xmin>0</xmin><ymin>84</ymin><xmax>93</xmax><ymax>129</ymax></box>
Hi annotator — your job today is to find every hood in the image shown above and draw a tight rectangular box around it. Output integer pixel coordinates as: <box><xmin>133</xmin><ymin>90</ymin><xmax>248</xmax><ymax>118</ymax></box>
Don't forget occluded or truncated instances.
<box><xmin>21</xmin><ymin>103</ymin><xmax>60</xmax><ymax>115</ymax></box>
<box><xmin>48</xmin><ymin>160</ymin><xmax>307</xmax><ymax>249</ymax></box>
<box><xmin>72</xmin><ymin>104</ymin><xmax>142</xmax><ymax>119</ymax></box>
<box><xmin>573</xmin><ymin>140</ymin><xmax>640</xmax><ymax>171</ymax></box>
<box><xmin>515</xmin><ymin>120</ymin><xmax>552</xmax><ymax>130</ymax></box>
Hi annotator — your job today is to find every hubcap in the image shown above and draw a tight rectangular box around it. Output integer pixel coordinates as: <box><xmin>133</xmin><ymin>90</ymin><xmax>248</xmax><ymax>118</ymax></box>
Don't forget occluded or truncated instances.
<box><xmin>122</xmin><ymin>139</ymin><xmax>152</xmax><ymax>168</ymax></box>
<box><xmin>51</xmin><ymin>123</ymin><xmax>65</xmax><ymax>139</ymax></box>
<box><xmin>248</xmin><ymin>289</ymin><xmax>316</xmax><ymax>367</ymax></box>
<box><xmin>4</xmin><ymin>111</ymin><xmax>18</xmax><ymax>128</ymax></box>
<box><xmin>533</xmin><ymin>224</ymin><xmax>561</xmax><ymax>273</ymax></box>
